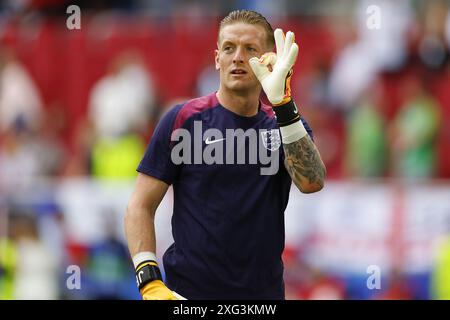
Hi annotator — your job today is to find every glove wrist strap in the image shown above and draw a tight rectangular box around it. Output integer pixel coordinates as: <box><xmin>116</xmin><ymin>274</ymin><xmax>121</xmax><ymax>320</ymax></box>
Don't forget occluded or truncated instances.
<box><xmin>273</xmin><ymin>100</ymin><xmax>301</xmax><ymax>127</ymax></box>
<box><xmin>273</xmin><ymin>100</ymin><xmax>308</xmax><ymax>144</ymax></box>
<box><xmin>135</xmin><ymin>260</ymin><xmax>163</xmax><ymax>290</ymax></box>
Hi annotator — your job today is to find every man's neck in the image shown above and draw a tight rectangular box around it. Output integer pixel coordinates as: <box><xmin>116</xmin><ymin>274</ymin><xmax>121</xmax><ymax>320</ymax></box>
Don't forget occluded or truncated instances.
<box><xmin>216</xmin><ymin>88</ymin><xmax>261</xmax><ymax>117</ymax></box>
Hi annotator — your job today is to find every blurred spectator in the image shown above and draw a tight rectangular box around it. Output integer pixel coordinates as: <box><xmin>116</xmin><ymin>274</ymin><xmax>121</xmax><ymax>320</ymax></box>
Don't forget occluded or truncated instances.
<box><xmin>0</xmin><ymin>108</ymin><xmax>66</xmax><ymax>192</ymax></box>
<box><xmin>329</xmin><ymin>0</ymin><xmax>413</xmax><ymax>110</ymax></box>
<box><xmin>0</xmin><ymin>123</ymin><xmax>43</xmax><ymax>192</ymax></box>
<box><xmin>86</xmin><ymin>50</ymin><xmax>154</xmax><ymax>179</ymax></box>
<box><xmin>345</xmin><ymin>84</ymin><xmax>387</xmax><ymax>178</ymax></box>
<box><xmin>9</xmin><ymin>210</ymin><xmax>59</xmax><ymax>299</ymax></box>
<box><xmin>418</xmin><ymin>0</ymin><xmax>449</xmax><ymax>70</ymax></box>
<box><xmin>35</xmin><ymin>204</ymin><xmax>71</xmax><ymax>296</ymax></box>
<box><xmin>88</xmin><ymin>49</ymin><xmax>156</xmax><ymax>140</ymax></box>
<box><xmin>328</xmin><ymin>42</ymin><xmax>379</xmax><ymax>110</ymax></box>
<box><xmin>0</xmin><ymin>45</ymin><xmax>64</xmax><ymax>190</ymax></box>
<box><xmin>90</xmin><ymin>133</ymin><xmax>145</xmax><ymax>179</ymax></box>
<box><xmin>83</xmin><ymin>209</ymin><xmax>135</xmax><ymax>299</ymax></box>
<box><xmin>355</xmin><ymin>0</ymin><xmax>413</xmax><ymax>71</ymax></box>
<box><xmin>389</xmin><ymin>77</ymin><xmax>441</xmax><ymax>178</ymax></box>
<box><xmin>0</xmin><ymin>45</ymin><xmax>43</xmax><ymax>134</ymax></box>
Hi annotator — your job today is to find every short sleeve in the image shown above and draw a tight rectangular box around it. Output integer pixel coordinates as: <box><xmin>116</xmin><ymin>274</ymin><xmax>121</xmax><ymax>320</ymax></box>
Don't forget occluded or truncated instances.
<box><xmin>137</xmin><ymin>104</ymin><xmax>183</xmax><ymax>185</ymax></box>
<box><xmin>301</xmin><ymin>117</ymin><xmax>314</xmax><ymax>141</ymax></box>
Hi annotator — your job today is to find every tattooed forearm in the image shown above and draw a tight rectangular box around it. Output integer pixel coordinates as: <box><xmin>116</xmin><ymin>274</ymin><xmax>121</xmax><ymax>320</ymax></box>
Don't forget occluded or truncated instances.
<box><xmin>283</xmin><ymin>135</ymin><xmax>326</xmax><ymax>193</ymax></box>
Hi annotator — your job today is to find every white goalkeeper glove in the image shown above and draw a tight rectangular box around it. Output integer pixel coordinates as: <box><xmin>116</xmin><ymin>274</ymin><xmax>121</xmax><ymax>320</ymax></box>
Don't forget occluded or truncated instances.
<box><xmin>249</xmin><ymin>28</ymin><xmax>307</xmax><ymax>144</ymax></box>
<box><xmin>249</xmin><ymin>28</ymin><xmax>299</xmax><ymax>106</ymax></box>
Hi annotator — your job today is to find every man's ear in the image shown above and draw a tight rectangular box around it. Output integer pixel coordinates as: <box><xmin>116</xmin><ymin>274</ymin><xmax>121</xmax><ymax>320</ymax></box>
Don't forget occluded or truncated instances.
<box><xmin>215</xmin><ymin>49</ymin><xmax>220</xmax><ymax>70</ymax></box>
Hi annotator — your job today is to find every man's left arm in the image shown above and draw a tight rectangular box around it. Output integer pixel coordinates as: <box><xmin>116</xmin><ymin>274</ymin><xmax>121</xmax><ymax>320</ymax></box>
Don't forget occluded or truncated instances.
<box><xmin>249</xmin><ymin>28</ymin><xmax>326</xmax><ymax>193</ymax></box>
<box><xmin>283</xmin><ymin>133</ymin><xmax>326</xmax><ymax>193</ymax></box>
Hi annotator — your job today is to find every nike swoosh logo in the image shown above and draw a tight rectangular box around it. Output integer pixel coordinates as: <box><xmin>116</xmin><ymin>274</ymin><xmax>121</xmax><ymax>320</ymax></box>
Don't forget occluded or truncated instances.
<box><xmin>205</xmin><ymin>137</ymin><xmax>226</xmax><ymax>145</ymax></box>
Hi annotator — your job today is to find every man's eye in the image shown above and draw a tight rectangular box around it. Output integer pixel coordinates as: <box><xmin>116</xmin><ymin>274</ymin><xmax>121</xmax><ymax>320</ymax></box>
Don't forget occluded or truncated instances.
<box><xmin>248</xmin><ymin>47</ymin><xmax>256</xmax><ymax>52</ymax></box>
<box><xmin>224</xmin><ymin>46</ymin><xmax>232</xmax><ymax>52</ymax></box>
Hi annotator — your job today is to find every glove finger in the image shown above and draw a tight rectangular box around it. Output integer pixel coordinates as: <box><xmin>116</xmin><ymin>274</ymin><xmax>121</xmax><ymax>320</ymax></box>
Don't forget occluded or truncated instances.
<box><xmin>249</xmin><ymin>57</ymin><xmax>269</xmax><ymax>80</ymax></box>
<box><xmin>259</xmin><ymin>52</ymin><xmax>277</xmax><ymax>67</ymax></box>
<box><xmin>286</xmin><ymin>42</ymin><xmax>299</xmax><ymax>68</ymax></box>
<box><xmin>283</xmin><ymin>31</ymin><xmax>295</xmax><ymax>59</ymax></box>
<box><xmin>274</xmin><ymin>28</ymin><xmax>285</xmax><ymax>57</ymax></box>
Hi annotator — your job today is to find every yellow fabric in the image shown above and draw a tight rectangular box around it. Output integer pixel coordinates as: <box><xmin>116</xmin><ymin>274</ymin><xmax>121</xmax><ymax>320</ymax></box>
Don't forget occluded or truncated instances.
<box><xmin>91</xmin><ymin>134</ymin><xmax>145</xmax><ymax>179</ymax></box>
<box><xmin>431</xmin><ymin>237</ymin><xmax>450</xmax><ymax>300</ymax></box>
<box><xmin>140</xmin><ymin>280</ymin><xmax>179</xmax><ymax>300</ymax></box>
<box><xmin>0</xmin><ymin>238</ymin><xmax>16</xmax><ymax>300</ymax></box>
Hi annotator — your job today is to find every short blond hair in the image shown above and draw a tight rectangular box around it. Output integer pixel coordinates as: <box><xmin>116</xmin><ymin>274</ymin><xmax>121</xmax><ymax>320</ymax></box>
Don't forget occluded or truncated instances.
<box><xmin>218</xmin><ymin>10</ymin><xmax>275</xmax><ymax>49</ymax></box>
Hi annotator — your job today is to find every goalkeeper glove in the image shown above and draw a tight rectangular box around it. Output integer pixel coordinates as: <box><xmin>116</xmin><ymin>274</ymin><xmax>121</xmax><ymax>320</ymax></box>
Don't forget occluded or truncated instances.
<box><xmin>249</xmin><ymin>28</ymin><xmax>298</xmax><ymax>106</ymax></box>
<box><xmin>134</xmin><ymin>252</ymin><xmax>186</xmax><ymax>300</ymax></box>
<box><xmin>249</xmin><ymin>28</ymin><xmax>307</xmax><ymax>143</ymax></box>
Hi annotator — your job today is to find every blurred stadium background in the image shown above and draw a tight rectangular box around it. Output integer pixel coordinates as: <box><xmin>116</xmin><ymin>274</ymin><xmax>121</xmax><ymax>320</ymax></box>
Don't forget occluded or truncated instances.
<box><xmin>1</xmin><ymin>0</ymin><xmax>450</xmax><ymax>300</ymax></box>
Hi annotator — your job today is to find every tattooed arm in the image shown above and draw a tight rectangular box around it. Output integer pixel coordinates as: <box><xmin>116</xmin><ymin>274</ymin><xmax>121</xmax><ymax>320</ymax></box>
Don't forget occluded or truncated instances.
<box><xmin>283</xmin><ymin>134</ymin><xmax>326</xmax><ymax>193</ymax></box>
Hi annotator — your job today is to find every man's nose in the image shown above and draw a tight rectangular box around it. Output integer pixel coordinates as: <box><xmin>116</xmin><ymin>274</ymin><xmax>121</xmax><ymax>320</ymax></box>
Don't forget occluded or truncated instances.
<box><xmin>232</xmin><ymin>47</ymin><xmax>244</xmax><ymax>64</ymax></box>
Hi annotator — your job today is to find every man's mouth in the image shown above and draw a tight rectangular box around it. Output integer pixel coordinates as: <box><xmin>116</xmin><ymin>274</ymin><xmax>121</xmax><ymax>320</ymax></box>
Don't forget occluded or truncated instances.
<box><xmin>230</xmin><ymin>69</ymin><xmax>247</xmax><ymax>75</ymax></box>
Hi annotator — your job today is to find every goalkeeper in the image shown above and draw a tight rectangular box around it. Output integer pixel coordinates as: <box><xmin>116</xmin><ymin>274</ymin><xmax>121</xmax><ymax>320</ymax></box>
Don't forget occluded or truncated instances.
<box><xmin>125</xmin><ymin>10</ymin><xmax>326</xmax><ymax>300</ymax></box>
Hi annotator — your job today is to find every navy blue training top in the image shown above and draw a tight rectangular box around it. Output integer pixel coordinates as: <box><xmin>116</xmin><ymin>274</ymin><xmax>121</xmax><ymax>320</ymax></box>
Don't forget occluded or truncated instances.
<box><xmin>137</xmin><ymin>92</ymin><xmax>313</xmax><ymax>299</ymax></box>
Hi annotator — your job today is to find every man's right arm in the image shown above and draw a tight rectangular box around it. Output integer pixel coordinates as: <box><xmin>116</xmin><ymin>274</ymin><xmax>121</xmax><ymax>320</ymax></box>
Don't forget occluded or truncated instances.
<box><xmin>125</xmin><ymin>172</ymin><xmax>168</xmax><ymax>257</ymax></box>
<box><xmin>125</xmin><ymin>173</ymin><xmax>185</xmax><ymax>300</ymax></box>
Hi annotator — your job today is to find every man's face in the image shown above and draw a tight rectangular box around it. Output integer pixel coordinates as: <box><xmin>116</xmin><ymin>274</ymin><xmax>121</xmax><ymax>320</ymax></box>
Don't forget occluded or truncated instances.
<box><xmin>215</xmin><ymin>23</ymin><xmax>270</xmax><ymax>92</ymax></box>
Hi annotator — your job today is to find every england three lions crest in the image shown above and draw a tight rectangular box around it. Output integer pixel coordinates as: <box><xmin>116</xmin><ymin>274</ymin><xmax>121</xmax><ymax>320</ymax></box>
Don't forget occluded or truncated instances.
<box><xmin>260</xmin><ymin>129</ymin><xmax>281</xmax><ymax>151</ymax></box>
